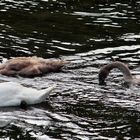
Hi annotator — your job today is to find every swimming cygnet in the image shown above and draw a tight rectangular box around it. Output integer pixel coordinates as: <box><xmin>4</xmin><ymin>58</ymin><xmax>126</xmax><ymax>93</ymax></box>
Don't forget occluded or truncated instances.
<box><xmin>0</xmin><ymin>56</ymin><xmax>69</xmax><ymax>77</ymax></box>
<box><xmin>98</xmin><ymin>61</ymin><xmax>140</xmax><ymax>85</ymax></box>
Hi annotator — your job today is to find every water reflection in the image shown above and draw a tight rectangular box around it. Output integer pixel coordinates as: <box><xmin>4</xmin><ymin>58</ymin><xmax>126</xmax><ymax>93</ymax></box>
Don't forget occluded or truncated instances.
<box><xmin>0</xmin><ymin>0</ymin><xmax>140</xmax><ymax>139</ymax></box>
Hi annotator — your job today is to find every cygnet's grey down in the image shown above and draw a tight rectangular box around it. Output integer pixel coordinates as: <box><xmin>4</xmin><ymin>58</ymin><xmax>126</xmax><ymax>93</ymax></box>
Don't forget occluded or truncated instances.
<box><xmin>0</xmin><ymin>56</ymin><xmax>69</xmax><ymax>77</ymax></box>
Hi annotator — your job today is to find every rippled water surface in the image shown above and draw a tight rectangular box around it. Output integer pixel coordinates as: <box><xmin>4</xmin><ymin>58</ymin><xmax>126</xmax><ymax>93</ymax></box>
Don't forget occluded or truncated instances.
<box><xmin>0</xmin><ymin>0</ymin><xmax>140</xmax><ymax>139</ymax></box>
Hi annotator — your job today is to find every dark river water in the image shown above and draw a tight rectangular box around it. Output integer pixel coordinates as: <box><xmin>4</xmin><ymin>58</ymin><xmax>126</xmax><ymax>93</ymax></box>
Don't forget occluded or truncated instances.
<box><xmin>0</xmin><ymin>0</ymin><xmax>140</xmax><ymax>139</ymax></box>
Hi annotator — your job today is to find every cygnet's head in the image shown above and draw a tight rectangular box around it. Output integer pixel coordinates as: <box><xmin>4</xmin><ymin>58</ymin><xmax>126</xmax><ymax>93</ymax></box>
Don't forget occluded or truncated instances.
<box><xmin>98</xmin><ymin>68</ymin><xmax>109</xmax><ymax>85</ymax></box>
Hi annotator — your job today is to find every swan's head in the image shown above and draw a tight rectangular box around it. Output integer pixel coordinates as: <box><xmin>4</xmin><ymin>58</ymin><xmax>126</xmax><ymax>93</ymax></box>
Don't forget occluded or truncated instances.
<box><xmin>98</xmin><ymin>68</ymin><xmax>109</xmax><ymax>85</ymax></box>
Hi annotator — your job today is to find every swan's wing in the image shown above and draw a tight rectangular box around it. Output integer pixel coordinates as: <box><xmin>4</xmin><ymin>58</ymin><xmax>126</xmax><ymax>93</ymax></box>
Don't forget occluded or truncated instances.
<box><xmin>19</xmin><ymin>85</ymin><xmax>56</xmax><ymax>105</ymax></box>
<box><xmin>0</xmin><ymin>82</ymin><xmax>23</xmax><ymax>106</ymax></box>
<box><xmin>0</xmin><ymin>82</ymin><xmax>55</xmax><ymax>106</ymax></box>
<box><xmin>0</xmin><ymin>82</ymin><xmax>22</xmax><ymax>95</ymax></box>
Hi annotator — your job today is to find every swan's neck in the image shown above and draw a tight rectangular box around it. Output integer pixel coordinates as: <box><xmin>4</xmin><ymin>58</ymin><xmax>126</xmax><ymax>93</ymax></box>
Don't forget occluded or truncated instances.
<box><xmin>99</xmin><ymin>61</ymin><xmax>133</xmax><ymax>85</ymax></box>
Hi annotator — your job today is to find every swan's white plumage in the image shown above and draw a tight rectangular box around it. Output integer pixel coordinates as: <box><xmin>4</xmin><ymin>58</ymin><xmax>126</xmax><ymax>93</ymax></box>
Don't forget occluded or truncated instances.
<box><xmin>0</xmin><ymin>82</ymin><xmax>55</xmax><ymax>107</ymax></box>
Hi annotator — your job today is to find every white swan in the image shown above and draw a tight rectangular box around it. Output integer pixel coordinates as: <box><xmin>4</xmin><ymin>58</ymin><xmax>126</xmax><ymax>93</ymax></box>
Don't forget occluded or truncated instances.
<box><xmin>0</xmin><ymin>82</ymin><xmax>55</xmax><ymax>107</ymax></box>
